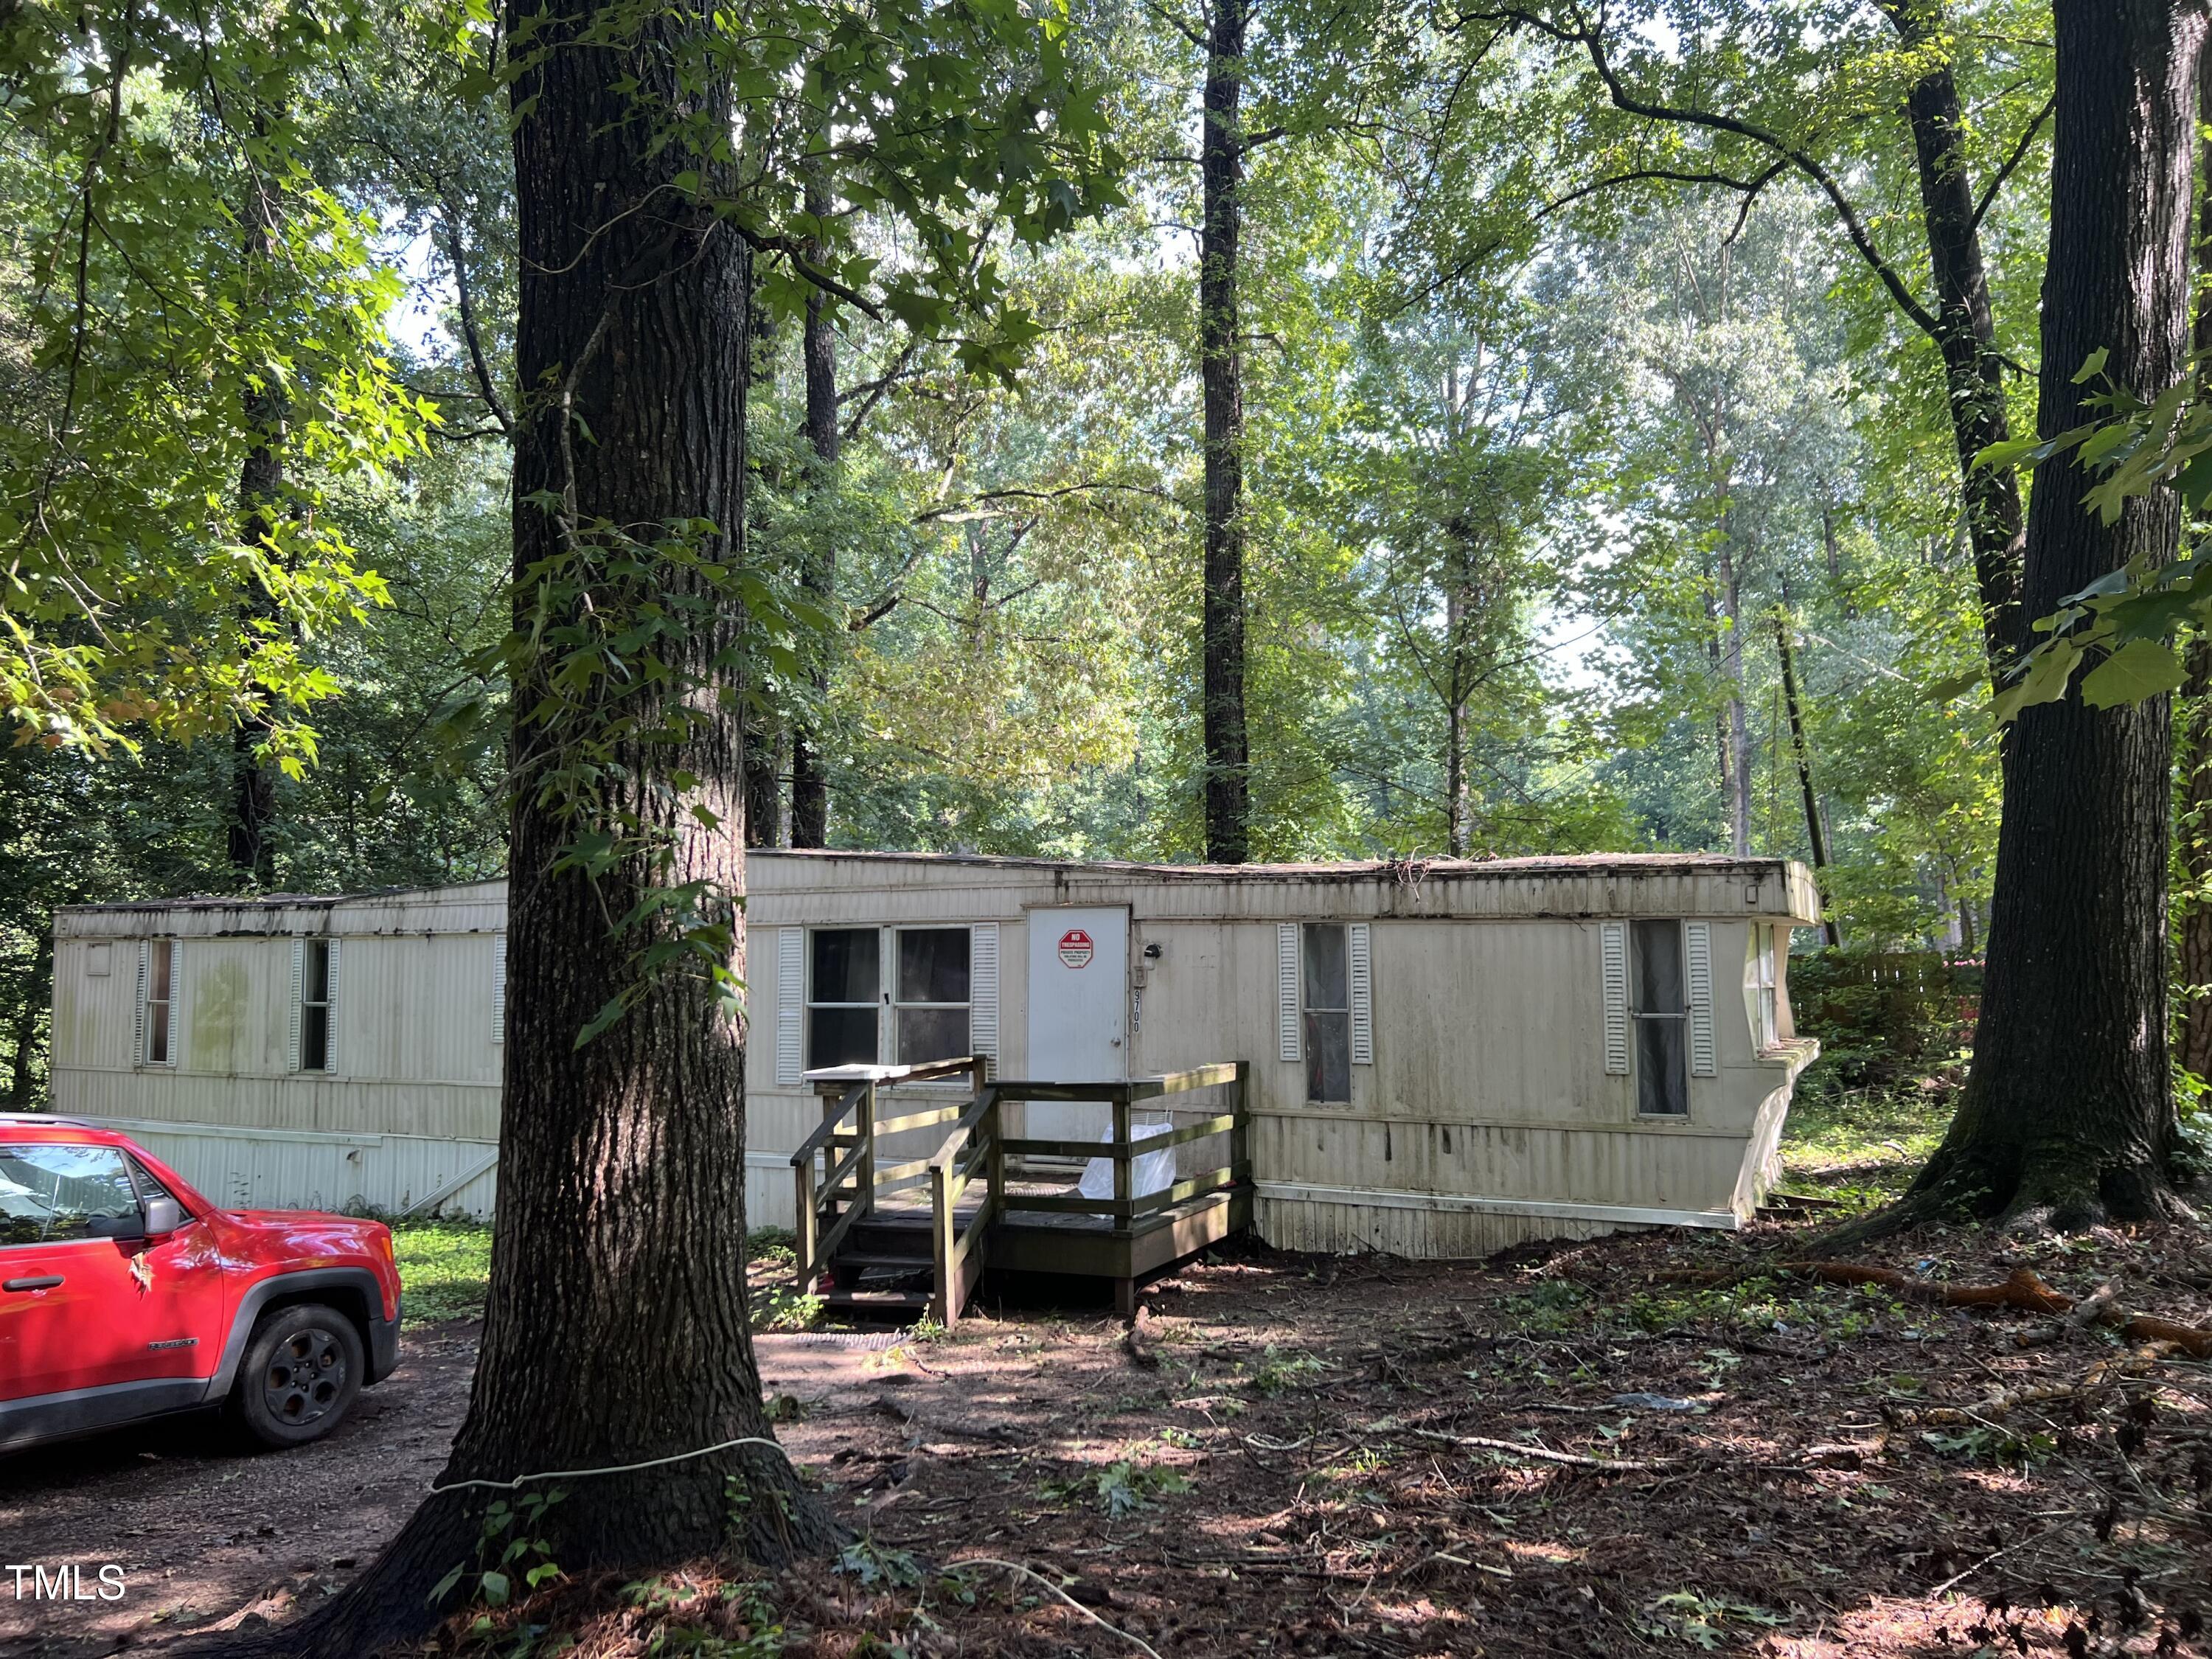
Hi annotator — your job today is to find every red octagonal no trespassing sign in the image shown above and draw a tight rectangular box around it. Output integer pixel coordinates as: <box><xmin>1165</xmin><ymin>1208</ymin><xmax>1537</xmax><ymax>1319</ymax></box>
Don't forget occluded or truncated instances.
<box><xmin>1057</xmin><ymin>928</ymin><xmax>1094</xmax><ymax>969</ymax></box>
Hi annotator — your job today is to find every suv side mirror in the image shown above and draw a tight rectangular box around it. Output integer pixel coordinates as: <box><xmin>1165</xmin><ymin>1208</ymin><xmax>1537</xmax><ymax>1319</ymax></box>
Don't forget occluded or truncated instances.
<box><xmin>142</xmin><ymin>1197</ymin><xmax>184</xmax><ymax>1238</ymax></box>
<box><xmin>88</xmin><ymin>1210</ymin><xmax>146</xmax><ymax>1242</ymax></box>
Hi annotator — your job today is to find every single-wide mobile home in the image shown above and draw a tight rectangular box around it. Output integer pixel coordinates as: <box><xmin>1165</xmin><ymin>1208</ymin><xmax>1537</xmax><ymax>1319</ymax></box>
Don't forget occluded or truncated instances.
<box><xmin>48</xmin><ymin>852</ymin><xmax>1819</xmax><ymax>1253</ymax></box>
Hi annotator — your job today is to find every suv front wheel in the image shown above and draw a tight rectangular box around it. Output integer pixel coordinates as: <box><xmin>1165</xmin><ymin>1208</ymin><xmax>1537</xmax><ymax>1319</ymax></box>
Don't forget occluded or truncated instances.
<box><xmin>230</xmin><ymin>1303</ymin><xmax>365</xmax><ymax>1449</ymax></box>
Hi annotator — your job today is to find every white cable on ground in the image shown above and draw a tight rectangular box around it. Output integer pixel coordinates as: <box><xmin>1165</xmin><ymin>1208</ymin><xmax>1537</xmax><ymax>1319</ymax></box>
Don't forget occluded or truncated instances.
<box><xmin>955</xmin><ymin>1557</ymin><xmax>1164</xmax><ymax>1659</ymax></box>
<box><xmin>431</xmin><ymin>1436</ymin><xmax>794</xmax><ymax>1495</ymax></box>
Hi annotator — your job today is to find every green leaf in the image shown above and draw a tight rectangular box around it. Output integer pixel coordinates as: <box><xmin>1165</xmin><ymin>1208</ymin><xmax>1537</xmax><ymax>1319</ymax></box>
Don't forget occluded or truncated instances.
<box><xmin>2080</xmin><ymin>639</ymin><xmax>2187</xmax><ymax>708</ymax></box>
<box><xmin>2073</xmin><ymin>347</ymin><xmax>2110</xmax><ymax>384</ymax></box>
<box><xmin>479</xmin><ymin>1570</ymin><xmax>510</xmax><ymax>1608</ymax></box>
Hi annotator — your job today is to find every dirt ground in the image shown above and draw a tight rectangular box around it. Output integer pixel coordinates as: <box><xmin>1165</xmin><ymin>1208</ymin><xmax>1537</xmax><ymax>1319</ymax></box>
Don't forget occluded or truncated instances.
<box><xmin>5</xmin><ymin>1206</ymin><xmax>2210</xmax><ymax>1658</ymax></box>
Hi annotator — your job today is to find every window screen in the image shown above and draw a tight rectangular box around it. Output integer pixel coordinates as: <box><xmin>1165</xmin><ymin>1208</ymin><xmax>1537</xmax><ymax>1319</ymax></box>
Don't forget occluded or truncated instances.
<box><xmin>1631</xmin><ymin>919</ymin><xmax>1688</xmax><ymax>1116</ymax></box>
<box><xmin>145</xmin><ymin>940</ymin><xmax>175</xmax><ymax>1065</ymax></box>
<box><xmin>302</xmin><ymin>940</ymin><xmax>333</xmax><ymax>1072</ymax></box>
<box><xmin>895</xmin><ymin>928</ymin><xmax>970</xmax><ymax>1065</ymax></box>
<box><xmin>1751</xmin><ymin>927</ymin><xmax>1778</xmax><ymax>1049</ymax></box>
<box><xmin>807</xmin><ymin>928</ymin><xmax>880</xmax><ymax>1067</ymax></box>
<box><xmin>1303</xmin><ymin>923</ymin><xmax>1352</xmax><ymax>1103</ymax></box>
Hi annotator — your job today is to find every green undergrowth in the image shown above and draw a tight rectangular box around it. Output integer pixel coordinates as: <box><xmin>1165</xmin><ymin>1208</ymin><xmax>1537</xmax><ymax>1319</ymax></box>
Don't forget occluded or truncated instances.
<box><xmin>392</xmin><ymin>1218</ymin><xmax>494</xmax><ymax>1325</ymax></box>
<box><xmin>393</xmin><ymin>1222</ymin><xmax>810</xmax><ymax>1328</ymax></box>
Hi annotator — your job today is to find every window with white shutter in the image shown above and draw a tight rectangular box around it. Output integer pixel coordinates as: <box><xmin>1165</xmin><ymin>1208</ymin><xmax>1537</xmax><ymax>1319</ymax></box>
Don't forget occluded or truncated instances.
<box><xmin>1685</xmin><ymin>920</ymin><xmax>1717</xmax><ymax>1078</ymax></box>
<box><xmin>1347</xmin><ymin>922</ymin><xmax>1373</xmax><ymax>1067</ymax></box>
<box><xmin>492</xmin><ymin>933</ymin><xmax>507</xmax><ymax>1044</ymax></box>
<box><xmin>775</xmin><ymin>928</ymin><xmax>804</xmax><ymax>1085</ymax></box>
<box><xmin>288</xmin><ymin>939</ymin><xmax>305</xmax><ymax>1073</ymax></box>
<box><xmin>1276</xmin><ymin>923</ymin><xmax>1301</xmax><ymax>1063</ymax></box>
<box><xmin>141</xmin><ymin>939</ymin><xmax>178</xmax><ymax>1067</ymax></box>
<box><xmin>299</xmin><ymin>939</ymin><xmax>338</xmax><ymax>1074</ymax></box>
<box><xmin>970</xmin><ymin>923</ymin><xmax>998</xmax><ymax>1076</ymax></box>
<box><xmin>1600</xmin><ymin>922</ymin><xmax>1630</xmax><ymax>1075</ymax></box>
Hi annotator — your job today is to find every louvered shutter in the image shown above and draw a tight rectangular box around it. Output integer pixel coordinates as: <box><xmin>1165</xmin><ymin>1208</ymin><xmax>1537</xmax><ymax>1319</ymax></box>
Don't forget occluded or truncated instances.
<box><xmin>1600</xmin><ymin>922</ymin><xmax>1630</xmax><ymax>1075</ymax></box>
<box><xmin>491</xmin><ymin>933</ymin><xmax>507</xmax><ymax>1044</ymax></box>
<box><xmin>288</xmin><ymin>939</ymin><xmax>305</xmax><ymax>1073</ymax></box>
<box><xmin>775</xmin><ymin>928</ymin><xmax>804</xmax><ymax>1085</ymax></box>
<box><xmin>323</xmin><ymin>939</ymin><xmax>341</xmax><ymax>1074</ymax></box>
<box><xmin>134</xmin><ymin>940</ymin><xmax>148</xmax><ymax>1064</ymax></box>
<box><xmin>1685</xmin><ymin>921</ymin><xmax>1716</xmax><ymax>1077</ymax></box>
<box><xmin>1277</xmin><ymin>923</ymin><xmax>1301</xmax><ymax>1062</ymax></box>
<box><xmin>1348</xmin><ymin>922</ymin><xmax>1373</xmax><ymax>1065</ymax></box>
<box><xmin>970</xmin><ymin>923</ymin><xmax>998</xmax><ymax>1076</ymax></box>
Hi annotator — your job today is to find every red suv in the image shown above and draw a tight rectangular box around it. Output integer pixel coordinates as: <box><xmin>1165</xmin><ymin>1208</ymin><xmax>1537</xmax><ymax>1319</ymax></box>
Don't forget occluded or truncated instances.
<box><xmin>0</xmin><ymin>1117</ymin><xmax>400</xmax><ymax>1453</ymax></box>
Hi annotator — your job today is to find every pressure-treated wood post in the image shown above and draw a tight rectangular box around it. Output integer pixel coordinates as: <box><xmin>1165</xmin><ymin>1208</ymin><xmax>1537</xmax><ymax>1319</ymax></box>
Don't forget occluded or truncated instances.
<box><xmin>1111</xmin><ymin>1087</ymin><xmax>1133</xmax><ymax>1236</ymax></box>
<box><xmin>858</xmin><ymin>1079</ymin><xmax>878</xmax><ymax>1221</ymax></box>
<box><xmin>930</xmin><ymin>1160</ymin><xmax>957</xmax><ymax>1330</ymax></box>
<box><xmin>1234</xmin><ymin>1060</ymin><xmax>1251</xmax><ymax>1175</ymax></box>
<box><xmin>793</xmin><ymin>1158</ymin><xmax>816</xmax><ymax>1293</ymax></box>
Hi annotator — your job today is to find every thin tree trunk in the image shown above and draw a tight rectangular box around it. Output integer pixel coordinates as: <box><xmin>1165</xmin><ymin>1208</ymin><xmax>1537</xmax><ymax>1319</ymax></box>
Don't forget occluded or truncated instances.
<box><xmin>1880</xmin><ymin>0</ymin><xmax>2030</xmax><ymax>672</ymax></box>
<box><xmin>1855</xmin><ymin>0</ymin><xmax>2204</xmax><ymax>1238</ymax></box>
<box><xmin>274</xmin><ymin>3</ymin><xmax>836</xmax><ymax>1646</ymax></box>
<box><xmin>1444</xmin><ymin>573</ymin><xmax>1469</xmax><ymax>858</ymax></box>
<box><xmin>2171</xmin><ymin>46</ymin><xmax>2212</xmax><ymax>1080</ymax></box>
<box><xmin>788</xmin><ymin>164</ymin><xmax>838</xmax><ymax>850</ymax></box>
<box><xmin>7</xmin><ymin>928</ymin><xmax>52</xmax><ymax>1109</ymax></box>
<box><xmin>741</xmin><ymin>295</ymin><xmax>783</xmax><ymax>850</ymax></box>
<box><xmin>229</xmin><ymin>163</ymin><xmax>285</xmax><ymax>888</ymax></box>
<box><xmin>1714</xmin><ymin>528</ymin><xmax>1752</xmax><ymax>856</ymax></box>
<box><xmin>1773</xmin><ymin>608</ymin><xmax>1840</xmax><ymax>946</ymax></box>
<box><xmin>1200</xmin><ymin>0</ymin><xmax>1251</xmax><ymax>863</ymax></box>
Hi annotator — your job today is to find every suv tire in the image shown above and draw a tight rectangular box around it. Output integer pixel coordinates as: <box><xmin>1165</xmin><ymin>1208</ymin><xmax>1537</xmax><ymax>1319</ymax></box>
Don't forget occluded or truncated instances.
<box><xmin>230</xmin><ymin>1303</ymin><xmax>365</xmax><ymax>1449</ymax></box>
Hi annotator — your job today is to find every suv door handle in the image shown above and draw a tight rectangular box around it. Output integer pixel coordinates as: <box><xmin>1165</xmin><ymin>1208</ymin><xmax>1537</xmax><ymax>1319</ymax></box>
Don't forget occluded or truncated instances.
<box><xmin>4</xmin><ymin>1276</ymin><xmax>63</xmax><ymax>1292</ymax></box>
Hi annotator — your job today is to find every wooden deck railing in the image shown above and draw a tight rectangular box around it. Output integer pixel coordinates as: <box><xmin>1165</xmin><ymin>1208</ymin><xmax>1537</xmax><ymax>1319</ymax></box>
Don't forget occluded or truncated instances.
<box><xmin>789</xmin><ymin>1055</ymin><xmax>989</xmax><ymax>1292</ymax></box>
<box><xmin>794</xmin><ymin>1058</ymin><xmax>1252</xmax><ymax>1329</ymax></box>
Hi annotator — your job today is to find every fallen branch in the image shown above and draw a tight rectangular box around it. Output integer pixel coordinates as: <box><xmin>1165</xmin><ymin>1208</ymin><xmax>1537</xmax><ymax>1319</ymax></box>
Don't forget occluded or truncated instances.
<box><xmin>1889</xmin><ymin>1344</ymin><xmax>2176</xmax><ymax>1427</ymax></box>
<box><xmin>1399</xmin><ymin>1426</ymin><xmax>1669</xmax><ymax>1472</ymax></box>
<box><xmin>1635</xmin><ymin>1259</ymin><xmax>2212</xmax><ymax>1357</ymax></box>
<box><xmin>871</xmin><ymin>1396</ymin><xmax>1023</xmax><ymax>1445</ymax></box>
<box><xmin>953</xmin><ymin>1557</ymin><xmax>1163</xmax><ymax>1659</ymax></box>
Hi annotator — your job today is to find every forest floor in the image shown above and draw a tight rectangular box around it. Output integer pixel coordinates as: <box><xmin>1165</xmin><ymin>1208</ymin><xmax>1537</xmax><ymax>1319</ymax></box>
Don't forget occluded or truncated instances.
<box><xmin>4</xmin><ymin>1072</ymin><xmax>2210</xmax><ymax>1658</ymax></box>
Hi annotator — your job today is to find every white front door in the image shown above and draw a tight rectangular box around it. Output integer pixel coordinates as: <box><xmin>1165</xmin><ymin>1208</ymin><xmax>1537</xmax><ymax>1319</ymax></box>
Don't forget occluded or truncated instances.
<box><xmin>1026</xmin><ymin>907</ymin><xmax>1129</xmax><ymax>1080</ymax></box>
<box><xmin>1025</xmin><ymin>908</ymin><xmax>1129</xmax><ymax>1148</ymax></box>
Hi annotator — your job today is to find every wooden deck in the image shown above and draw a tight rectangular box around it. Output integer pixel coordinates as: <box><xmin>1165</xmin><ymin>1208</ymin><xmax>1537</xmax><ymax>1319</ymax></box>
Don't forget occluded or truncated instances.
<box><xmin>790</xmin><ymin>1059</ymin><xmax>1253</xmax><ymax>1324</ymax></box>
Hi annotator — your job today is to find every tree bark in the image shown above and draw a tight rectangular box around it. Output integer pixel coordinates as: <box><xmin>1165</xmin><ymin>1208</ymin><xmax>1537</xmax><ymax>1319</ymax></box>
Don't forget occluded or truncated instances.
<box><xmin>1773</xmin><ymin>608</ymin><xmax>1840</xmax><ymax>946</ymax></box>
<box><xmin>6</xmin><ymin>928</ymin><xmax>52</xmax><ymax>1109</ymax></box>
<box><xmin>229</xmin><ymin>167</ymin><xmax>285</xmax><ymax>889</ymax></box>
<box><xmin>788</xmin><ymin>164</ymin><xmax>838</xmax><ymax>850</ymax></box>
<box><xmin>1200</xmin><ymin>0</ymin><xmax>1251</xmax><ymax>863</ymax></box>
<box><xmin>2171</xmin><ymin>46</ymin><xmax>2212</xmax><ymax>1081</ymax></box>
<box><xmin>1879</xmin><ymin>0</ymin><xmax>2030</xmax><ymax>672</ymax></box>
<box><xmin>269</xmin><ymin>4</ymin><xmax>837</xmax><ymax>1648</ymax></box>
<box><xmin>1859</xmin><ymin>0</ymin><xmax>2205</xmax><ymax>1237</ymax></box>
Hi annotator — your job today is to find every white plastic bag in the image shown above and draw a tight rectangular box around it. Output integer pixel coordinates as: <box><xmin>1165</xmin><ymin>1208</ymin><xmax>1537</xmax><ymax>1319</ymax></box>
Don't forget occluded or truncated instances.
<box><xmin>1077</xmin><ymin>1114</ymin><xmax>1174</xmax><ymax>1203</ymax></box>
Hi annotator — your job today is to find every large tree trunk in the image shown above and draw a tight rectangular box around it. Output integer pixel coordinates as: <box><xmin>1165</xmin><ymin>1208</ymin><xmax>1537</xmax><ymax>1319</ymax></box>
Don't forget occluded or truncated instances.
<box><xmin>271</xmin><ymin>5</ymin><xmax>836</xmax><ymax>1649</ymax></box>
<box><xmin>788</xmin><ymin>165</ymin><xmax>838</xmax><ymax>851</ymax></box>
<box><xmin>1862</xmin><ymin>0</ymin><xmax>2204</xmax><ymax>1237</ymax></box>
<box><xmin>1881</xmin><ymin>0</ymin><xmax>2029</xmax><ymax>672</ymax></box>
<box><xmin>1199</xmin><ymin>0</ymin><xmax>1251</xmax><ymax>863</ymax></box>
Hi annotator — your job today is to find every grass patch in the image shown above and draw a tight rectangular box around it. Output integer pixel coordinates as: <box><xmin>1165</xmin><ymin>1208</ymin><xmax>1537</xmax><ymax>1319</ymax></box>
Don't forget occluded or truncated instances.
<box><xmin>1776</xmin><ymin>1070</ymin><xmax>1955</xmax><ymax>1209</ymax></box>
<box><xmin>393</xmin><ymin>1218</ymin><xmax>493</xmax><ymax>1324</ymax></box>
